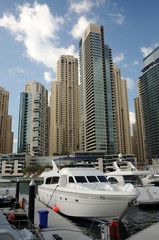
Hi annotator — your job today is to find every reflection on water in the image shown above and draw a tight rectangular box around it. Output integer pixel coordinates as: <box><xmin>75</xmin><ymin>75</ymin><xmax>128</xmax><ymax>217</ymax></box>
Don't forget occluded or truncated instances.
<box><xmin>0</xmin><ymin>179</ymin><xmax>41</xmax><ymax>195</ymax></box>
<box><xmin>122</xmin><ymin>206</ymin><xmax>159</xmax><ymax>239</ymax></box>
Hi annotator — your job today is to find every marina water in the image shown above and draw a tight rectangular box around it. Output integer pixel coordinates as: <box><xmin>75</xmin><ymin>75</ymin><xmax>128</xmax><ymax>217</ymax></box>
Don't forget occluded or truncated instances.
<box><xmin>1</xmin><ymin>180</ymin><xmax>159</xmax><ymax>239</ymax></box>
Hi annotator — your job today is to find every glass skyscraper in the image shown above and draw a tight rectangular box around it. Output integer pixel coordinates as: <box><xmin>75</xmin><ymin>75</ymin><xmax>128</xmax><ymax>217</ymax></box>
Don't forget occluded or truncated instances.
<box><xmin>17</xmin><ymin>81</ymin><xmax>49</xmax><ymax>156</ymax></box>
<box><xmin>79</xmin><ymin>23</ymin><xmax>116</xmax><ymax>153</ymax></box>
<box><xmin>139</xmin><ymin>46</ymin><xmax>159</xmax><ymax>163</ymax></box>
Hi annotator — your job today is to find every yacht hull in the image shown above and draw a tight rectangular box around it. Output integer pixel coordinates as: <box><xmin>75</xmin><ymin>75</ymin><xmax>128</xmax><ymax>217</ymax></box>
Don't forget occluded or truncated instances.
<box><xmin>38</xmin><ymin>185</ymin><xmax>137</xmax><ymax>221</ymax></box>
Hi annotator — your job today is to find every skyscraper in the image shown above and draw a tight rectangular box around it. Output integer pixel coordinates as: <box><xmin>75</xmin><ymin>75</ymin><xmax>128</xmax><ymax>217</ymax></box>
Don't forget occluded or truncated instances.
<box><xmin>79</xmin><ymin>23</ymin><xmax>116</xmax><ymax>153</ymax></box>
<box><xmin>138</xmin><ymin>46</ymin><xmax>159</xmax><ymax>163</ymax></box>
<box><xmin>113</xmin><ymin>66</ymin><xmax>132</xmax><ymax>154</ymax></box>
<box><xmin>134</xmin><ymin>95</ymin><xmax>147</xmax><ymax>165</ymax></box>
<box><xmin>0</xmin><ymin>87</ymin><xmax>13</xmax><ymax>154</ymax></box>
<box><xmin>49</xmin><ymin>55</ymin><xmax>81</xmax><ymax>155</ymax></box>
<box><xmin>17</xmin><ymin>81</ymin><xmax>49</xmax><ymax>156</ymax></box>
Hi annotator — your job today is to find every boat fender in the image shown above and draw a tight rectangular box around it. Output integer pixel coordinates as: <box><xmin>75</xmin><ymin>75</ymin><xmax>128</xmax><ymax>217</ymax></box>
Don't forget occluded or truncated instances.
<box><xmin>9</xmin><ymin>213</ymin><xmax>15</xmax><ymax>220</ymax></box>
<box><xmin>109</xmin><ymin>221</ymin><xmax>119</xmax><ymax>240</ymax></box>
<box><xmin>20</xmin><ymin>198</ymin><xmax>24</xmax><ymax>210</ymax></box>
<box><xmin>52</xmin><ymin>206</ymin><xmax>59</xmax><ymax>212</ymax></box>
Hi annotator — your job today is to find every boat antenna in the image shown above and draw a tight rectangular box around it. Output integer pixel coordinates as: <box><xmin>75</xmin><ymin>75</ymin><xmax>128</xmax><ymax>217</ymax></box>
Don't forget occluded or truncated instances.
<box><xmin>118</xmin><ymin>153</ymin><xmax>123</xmax><ymax>162</ymax></box>
<box><xmin>52</xmin><ymin>160</ymin><xmax>59</xmax><ymax>172</ymax></box>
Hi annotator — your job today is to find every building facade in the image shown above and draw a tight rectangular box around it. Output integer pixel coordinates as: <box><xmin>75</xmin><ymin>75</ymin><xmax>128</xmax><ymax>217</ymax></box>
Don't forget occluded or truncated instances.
<box><xmin>79</xmin><ymin>23</ymin><xmax>116</xmax><ymax>153</ymax></box>
<box><xmin>17</xmin><ymin>81</ymin><xmax>49</xmax><ymax>156</ymax></box>
<box><xmin>0</xmin><ymin>87</ymin><xmax>13</xmax><ymax>154</ymax></box>
<box><xmin>138</xmin><ymin>46</ymin><xmax>159</xmax><ymax>163</ymax></box>
<box><xmin>0</xmin><ymin>153</ymin><xmax>31</xmax><ymax>177</ymax></box>
<box><xmin>134</xmin><ymin>95</ymin><xmax>147</xmax><ymax>165</ymax></box>
<box><xmin>49</xmin><ymin>55</ymin><xmax>81</xmax><ymax>155</ymax></box>
<box><xmin>113</xmin><ymin>66</ymin><xmax>132</xmax><ymax>154</ymax></box>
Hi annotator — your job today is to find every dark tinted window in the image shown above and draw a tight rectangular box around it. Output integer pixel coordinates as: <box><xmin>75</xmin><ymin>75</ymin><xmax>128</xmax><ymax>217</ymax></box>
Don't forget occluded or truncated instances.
<box><xmin>87</xmin><ymin>176</ymin><xmax>98</xmax><ymax>182</ymax></box>
<box><xmin>108</xmin><ymin>177</ymin><xmax>118</xmax><ymax>183</ymax></box>
<box><xmin>69</xmin><ymin>176</ymin><xmax>75</xmax><ymax>183</ymax></box>
<box><xmin>97</xmin><ymin>176</ymin><xmax>108</xmax><ymax>182</ymax></box>
<box><xmin>123</xmin><ymin>175</ymin><xmax>141</xmax><ymax>185</ymax></box>
<box><xmin>52</xmin><ymin>177</ymin><xmax>59</xmax><ymax>184</ymax></box>
<box><xmin>46</xmin><ymin>177</ymin><xmax>52</xmax><ymax>184</ymax></box>
<box><xmin>75</xmin><ymin>176</ymin><xmax>87</xmax><ymax>183</ymax></box>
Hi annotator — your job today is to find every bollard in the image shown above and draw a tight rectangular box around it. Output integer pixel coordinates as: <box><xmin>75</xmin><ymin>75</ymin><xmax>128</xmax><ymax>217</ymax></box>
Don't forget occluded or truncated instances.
<box><xmin>28</xmin><ymin>180</ymin><xmax>35</xmax><ymax>228</ymax></box>
<box><xmin>15</xmin><ymin>178</ymin><xmax>20</xmax><ymax>209</ymax></box>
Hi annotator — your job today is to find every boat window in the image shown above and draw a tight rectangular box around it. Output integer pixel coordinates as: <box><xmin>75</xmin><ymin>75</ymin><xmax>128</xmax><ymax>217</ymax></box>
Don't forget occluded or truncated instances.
<box><xmin>97</xmin><ymin>176</ymin><xmax>108</xmax><ymax>182</ymax></box>
<box><xmin>69</xmin><ymin>176</ymin><xmax>75</xmax><ymax>183</ymax></box>
<box><xmin>86</xmin><ymin>176</ymin><xmax>98</xmax><ymax>182</ymax></box>
<box><xmin>123</xmin><ymin>175</ymin><xmax>141</xmax><ymax>185</ymax></box>
<box><xmin>108</xmin><ymin>177</ymin><xmax>118</xmax><ymax>183</ymax></box>
<box><xmin>51</xmin><ymin>177</ymin><xmax>59</xmax><ymax>184</ymax></box>
<box><xmin>75</xmin><ymin>176</ymin><xmax>87</xmax><ymax>183</ymax></box>
<box><xmin>46</xmin><ymin>177</ymin><xmax>52</xmax><ymax>184</ymax></box>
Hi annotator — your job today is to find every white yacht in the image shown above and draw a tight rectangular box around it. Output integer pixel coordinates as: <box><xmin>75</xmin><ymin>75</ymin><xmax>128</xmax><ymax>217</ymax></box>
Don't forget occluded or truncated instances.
<box><xmin>142</xmin><ymin>164</ymin><xmax>159</xmax><ymax>186</ymax></box>
<box><xmin>105</xmin><ymin>156</ymin><xmax>159</xmax><ymax>207</ymax></box>
<box><xmin>38</xmin><ymin>161</ymin><xmax>138</xmax><ymax>222</ymax></box>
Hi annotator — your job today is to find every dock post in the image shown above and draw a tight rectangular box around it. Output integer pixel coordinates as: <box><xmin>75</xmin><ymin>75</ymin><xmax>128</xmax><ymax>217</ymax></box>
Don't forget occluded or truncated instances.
<box><xmin>15</xmin><ymin>178</ymin><xmax>20</xmax><ymax>208</ymax></box>
<box><xmin>28</xmin><ymin>180</ymin><xmax>35</xmax><ymax>228</ymax></box>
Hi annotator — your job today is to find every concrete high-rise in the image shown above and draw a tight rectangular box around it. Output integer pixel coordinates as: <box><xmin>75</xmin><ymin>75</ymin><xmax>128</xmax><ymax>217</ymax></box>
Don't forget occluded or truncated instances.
<box><xmin>49</xmin><ymin>55</ymin><xmax>81</xmax><ymax>155</ymax></box>
<box><xmin>79</xmin><ymin>23</ymin><xmax>116</xmax><ymax>153</ymax></box>
<box><xmin>0</xmin><ymin>87</ymin><xmax>13</xmax><ymax>154</ymax></box>
<box><xmin>138</xmin><ymin>46</ymin><xmax>159</xmax><ymax>163</ymax></box>
<box><xmin>113</xmin><ymin>66</ymin><xmax>132</xmax><ymax>154</ymax></box>
<box><xmin>17</xmin><ymin>81</ymin><xmax>49</xmax><ymax>156</ymax></box>
<box><xmin>134</xmin><ymin>94</ymin><xmax>147</xmax><ymax>165</ymax></box>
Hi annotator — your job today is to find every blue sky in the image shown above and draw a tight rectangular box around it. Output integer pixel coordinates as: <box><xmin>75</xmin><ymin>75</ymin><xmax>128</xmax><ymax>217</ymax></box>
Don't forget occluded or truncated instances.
<box><xmin>0</xmin><ymin>0</ymin><xmax>159</xmax><ymax>153</ymax></box>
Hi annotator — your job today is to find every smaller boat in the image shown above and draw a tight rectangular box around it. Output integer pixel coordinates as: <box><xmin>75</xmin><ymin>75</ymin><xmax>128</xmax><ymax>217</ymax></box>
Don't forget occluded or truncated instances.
<box><xmin>142</xmin><ymin>164</ymin><xmax>159</xmax><ymax>186</ymax></box>
<box><xmin>0</xmin><ymin>213</ymin><xmax>35</xmax><ymax>240</ymax></box>
<box><xmin>38</xmin><ymin>161</ymin><xmax>138</xmax><ymax>222</ymax></box>
<box><xmin>0</xmin><ymin>188</ymin><xmax>16</xmax><ymax>208</ymax></box>
<box><xmin>105</xmin><ymin>154</ymin><xmax>159</xmax><ymax>208</ymax></box>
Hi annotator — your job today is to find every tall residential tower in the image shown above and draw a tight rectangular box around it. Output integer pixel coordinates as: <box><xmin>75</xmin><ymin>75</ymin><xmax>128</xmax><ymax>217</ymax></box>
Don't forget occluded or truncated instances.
<box><xmin>113</xmin><ymin>66</ymin><xmax>132</xmax><ymax>154</ymax></box>
<box><xmin>138</xmin><ymin>46</ymin><xmax>159</xmax><ymax>163</ymax></box>
<box><xmin>79</xmin><ymin>23</ymin><xmax>116</xmax><ymax>153</ymax></box>
<box><xmin>49</xmin><ymin>55</ymin><xmax>81</xmax><ymax>155</ymax></box>
<box><xmin>0</xmin><ymin>87</ymin><xmax>13</xmax><ymax>154</ymax></box>
<box><xmin>17</xmin><ymin>81</ymin><xmax>49</xmax><ymax>156</ymax></box>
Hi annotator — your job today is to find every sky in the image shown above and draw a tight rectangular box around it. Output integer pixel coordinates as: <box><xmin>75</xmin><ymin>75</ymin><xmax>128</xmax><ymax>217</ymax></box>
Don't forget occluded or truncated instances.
<box><xmin>0</xmin><ymin>0</ymin><xmax>159</xmax><ymax>153</ymax></box>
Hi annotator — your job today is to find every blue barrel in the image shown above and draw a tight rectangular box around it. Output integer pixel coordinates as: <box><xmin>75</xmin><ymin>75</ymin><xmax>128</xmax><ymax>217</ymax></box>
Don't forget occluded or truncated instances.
<box><xmin>38</xmin><ymin>210</ymin><xmax>49</xmax><ymax>228</ymax></box>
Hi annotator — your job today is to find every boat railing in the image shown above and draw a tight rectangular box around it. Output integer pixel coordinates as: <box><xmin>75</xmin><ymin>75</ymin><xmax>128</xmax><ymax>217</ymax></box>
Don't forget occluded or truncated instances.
<box><xmin>67</xmin><ymin>182</ymin><xmax>114</xmax><ymax>191</ymax></box>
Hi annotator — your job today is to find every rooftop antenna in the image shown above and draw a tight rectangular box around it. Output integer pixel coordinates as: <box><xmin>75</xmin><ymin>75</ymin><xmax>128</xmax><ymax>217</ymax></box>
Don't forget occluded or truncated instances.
<box><xmin>118</xmin><ymin>153</ymin><xmax>123</xmax><ymax>162</ymax></box>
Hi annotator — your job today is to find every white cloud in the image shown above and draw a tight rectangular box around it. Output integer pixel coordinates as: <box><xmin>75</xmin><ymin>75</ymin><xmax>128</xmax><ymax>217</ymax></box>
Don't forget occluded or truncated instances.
<box><xmin>44</xmin><ymin>71</ymin><xmax>56</xmax><ymax>83</ymax></box>
<box><xmin>129</xmin><ymin>112</ymin><xmax>135</xmax><ymax>125</ymax></box>
<box><xmin>133</xmin><ymin>60</ymin><xmax>139</xmax><ymax>65</ymax></box>
<box><xmin>113</xmin><ymin>53</ymin><xmax>124</xmax><ymax>63</ymax></box>
<box><xmin>109</xmin><ymin>13</ymin><xmax>125</xmax><ymax>24</ymax></box>
<box><xmin>70</xmin><ymin>16</ymin><xmax>91</xmax><ymax>39</ymax></box>
<box><xmin>124</xmin><ymin>77</ymin><xmax>135</xmax><ymax>90</ymax></box>
<box><xmin>140</xmin><ymin>43</ymin><xmax>159</xmax><ymax>58</ymax></box>
<box><xmin>9</xmin><ymin>66</ymin><xmax>25</xmax><ymax>73</ymax></box>
<box><xmin>69</xmin><ymin>0</ymin><xmax>94</xmax><ymax>13</ymax></box>
<box><xmin>123</xmin><ymin>63</ymin><xmax>128</xmax><ymax>69</ymax></box>
<box><xmin>140</xmin><ymin>46</ymin><xmax>153</xmax><ymax>58</ymax></box>
<box><xmin>0</xmin><ymin>2</ymin><xmax>76</xmax><ymax>72</ymax></box>
<box><xmin>14</xmin><ymin>138</ymin><xmax>17</xmax><ymax>143</ymax></box>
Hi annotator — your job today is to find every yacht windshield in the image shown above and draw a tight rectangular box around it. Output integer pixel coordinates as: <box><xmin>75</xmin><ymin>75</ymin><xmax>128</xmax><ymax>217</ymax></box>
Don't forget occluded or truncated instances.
<box><xmin>87</xmin><ymin>176</ymin><xmax>98</xmax><ymax>182</ymax></box>
<box><xmin>75</xmin><ymin>176</ymin><xmax>87</xmax><ymax>183</ymax></box>
<box><xmin>97</xmin><ymin>176</ymin><xmax>108</xmax><ymax>182</ymax></box>
<box><xmin>123</xmin><ymin>175</ymin><xmax>142</xmax><ymax>186</ymax></box>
